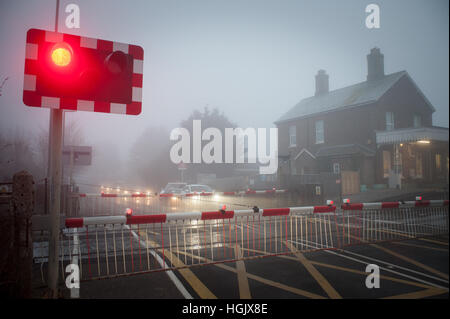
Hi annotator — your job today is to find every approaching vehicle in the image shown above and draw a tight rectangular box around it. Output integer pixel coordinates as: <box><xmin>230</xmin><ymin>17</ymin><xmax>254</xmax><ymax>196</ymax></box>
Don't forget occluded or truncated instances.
<box><xmin>185</xmin><ymin>184</ymin><xmax>214</xmax><ymax>195</ymax></box>
<box><xmin>160</xmin><ymin>182</ymin><xmax>187</xmax><ymax>196</ymax></box>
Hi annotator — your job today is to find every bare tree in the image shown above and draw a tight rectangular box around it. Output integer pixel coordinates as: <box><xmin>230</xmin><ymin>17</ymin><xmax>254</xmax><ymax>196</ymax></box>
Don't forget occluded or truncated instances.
<box><xmin>180</xmin><ymin>106</ymin><xmax>238</xmax><ymax>181</ymax></box>
<box><xmin>0</xmin><ymin>130</ymin><xmax>40</xmax><ymax>180</ymax></box>
<box><xmin>129</xmin><ymin>126</ymin><xmax>178</xmax><ymax>191</ymax></box>
<box><xmin>0</xmin><ymin>76</ymin><xmax>9</xmax><ymax>96</ymax></box>
<box><xmin>34</xmin><ymin>116</ymin><xmax>87</xmax><ymax>182</ymax></box>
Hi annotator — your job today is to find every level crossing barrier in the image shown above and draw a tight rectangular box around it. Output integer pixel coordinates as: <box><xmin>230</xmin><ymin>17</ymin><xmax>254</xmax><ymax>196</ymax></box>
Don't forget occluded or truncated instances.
<box><xmin>31</xmin><ymin>199</ymin><xmax>448</xmax><ymax>282</ymax></box>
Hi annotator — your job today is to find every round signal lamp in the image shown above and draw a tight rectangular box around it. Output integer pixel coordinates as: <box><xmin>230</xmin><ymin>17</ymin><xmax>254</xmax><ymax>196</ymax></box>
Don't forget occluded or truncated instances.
<box><xmin>51</xmin><ymin>46</ymin><xmax>72</xmax><ymax>67</ymax></box>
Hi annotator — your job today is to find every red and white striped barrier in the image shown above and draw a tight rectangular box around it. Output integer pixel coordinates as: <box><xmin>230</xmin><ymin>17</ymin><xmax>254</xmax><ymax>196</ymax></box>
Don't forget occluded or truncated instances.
<box><xmin>341</xmin><ymin>199</ymin><xmax>449</xmax><ymax>210</ymax></box>
<box><xmin>65</xmin><ymin>204</ymin><xmax>336</xmax><ymax>228</ymax></box>
<box><xmin>64</xmin><ymin>198</ymin><xmax>450</xmax><ymax>228</ymax></box>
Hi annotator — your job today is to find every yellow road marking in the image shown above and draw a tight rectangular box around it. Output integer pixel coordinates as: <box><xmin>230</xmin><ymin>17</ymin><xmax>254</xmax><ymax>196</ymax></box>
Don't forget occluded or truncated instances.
<box><xmin>140</xmin><ymin>231</ymin><xmax>217</xmax><ymax>299</ymax></box>
<box><xmin>309</xmin><ymin>261</ymin><xmax>433</xmax><ymax>289</ymax></box>
<box><xmin>239</xmin><ymin>246</ymin><xmax>438</xmax><ymax>289</ymax></box>
<box><xmin>382</xmin><ymin>287</ymin><xmax>448</xmax><ymax>299</ymax></box>
<box><xmin>419</xmin><ymin>238</ymin><xmax>449</xmax><ymax>246</ymax></box>
<box><xmin>172</xmin><ymin>246</ymin><xmax>445</xmax><ymax>299</ymax></box>
<box><xmin>373</xmin><ymin>230</ymin><xmax>449</xmax><ymax>247</ymax></box>
<box><xmin>342</xmin><ymin>232</ymin><xmax>449</xmax><ymax>281</ymax></box>
<box><xmin>217</xmin><ymin>263</ymin><xmax>326</xmax><ymax>299</ymax></box>
<box><xmin>376</xmin><ymin>229</ymin><xmax>414</xmax><ymax>239</ymax></box>
<box><xmin>286</xmin><ymin>242</ymin><xmax>342</xmax><ymax>299</ymax></box>
<box><xmin>176</xmin><ymin>249</ymin><xmax>326</xmax><ymax>299</ymax></box>
<box><xmin>391</xmin><ymin>241</ymin><xmax>449</xmax><ymax>252</ymax></box>
<box><xmin>244</xmin><ymin>270</ymin><xmax>326</xmax><ymax>299</ymax></box>
<box><xmin>234</xmin><ymin>245</ymin><xmax>251</xmax><ymax>299</ymax></box>
<box><xmin>371</xmin><ymin>243</ymin><xmax>449</xmax><ymax>281</ymax></box>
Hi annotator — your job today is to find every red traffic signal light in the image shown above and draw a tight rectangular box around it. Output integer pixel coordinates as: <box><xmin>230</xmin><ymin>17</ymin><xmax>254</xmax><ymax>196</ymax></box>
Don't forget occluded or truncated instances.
<box><xmin>51</xmin><ymin>45</ymin><xmax>72</xmax><ymax>67</ymax></box>
<box><xmin>23</xmin><ymin>28</ymin><xmax>144</xmax><ymax>115</ymax></box>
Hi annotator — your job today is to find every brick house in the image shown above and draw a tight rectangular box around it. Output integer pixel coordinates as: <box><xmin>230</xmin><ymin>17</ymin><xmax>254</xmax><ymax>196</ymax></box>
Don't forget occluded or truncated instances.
<box><xmin>275</xmin><ymin>48</ymin><xmax>449</xmax><ymax>195</ymax></box>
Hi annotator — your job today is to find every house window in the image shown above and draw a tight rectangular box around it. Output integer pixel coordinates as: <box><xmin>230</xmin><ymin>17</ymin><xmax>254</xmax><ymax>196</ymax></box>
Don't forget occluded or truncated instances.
<box><xmin>291</xmin><ymin>164</ymin><xmax>297</xmax><ymax>175</ymax></box>
<box><xmin>289</xmin><ymin>125</ymin><xmax>296</xmax><ymax>147</ymax></box>
<box><xmin>315</xmin><ymin>185</ymin><xmax>321</xmax><ymax>196</ymax></box>
<box><xmin>315</xmin><ymin>120</ymin><xmax>324</xmax><ymax>144</ymax></box>
<box><xmin>333</xmin><ymin>163</ymin><xmax>340</xmax><ymax>174</ymax></box>
<box><xmin>383</xmin><ymin>150</ymin><xmax>391</xmax><ymax>178</ymax></box>
<box><xmin>413</xmin><ymin>114</ymin><xmax>421</xmax><ymax>128</ymax></box>
<box><xmin>386</xmin><ymin>112</ymin><xmax>395</xmax><ymax>131</ymax></box>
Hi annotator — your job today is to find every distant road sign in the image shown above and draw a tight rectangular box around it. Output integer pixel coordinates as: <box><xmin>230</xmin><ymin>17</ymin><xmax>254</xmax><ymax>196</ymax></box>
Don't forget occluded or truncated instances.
<box><xmin>62</xmin><ymin>146</ymin><xmax>92</xmax><ymax>166</ymax></box>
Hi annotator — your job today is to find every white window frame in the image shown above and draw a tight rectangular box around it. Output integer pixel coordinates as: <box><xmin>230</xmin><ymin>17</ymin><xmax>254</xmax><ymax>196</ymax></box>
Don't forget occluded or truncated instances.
<box><xmin>333</xmin><ymin>163</ymin><xmax>340</xmax><ymax>174</ymax></box>
<box><xmin>413</xmin><ymin>114</ymin><xmax>421</xmax><ymax>128</ymax></box>
<box><xmin>315</xmin><ymin>120</ymin><xmax>324</xmax><ymax>144</ymax></box>
<box><xmin>289</xmin><ymin>125</ymin><xmax>296</xmax><ymax>147</ymax></box>
<box><xmin>386</xmin><ymin>112</ymin><xmax>395</xmax><ymax>131</ymax></box>
<box><xmin>315</xmin><ymin>185</ymin><xmax>321</xmax><ymax>196</ymax></box>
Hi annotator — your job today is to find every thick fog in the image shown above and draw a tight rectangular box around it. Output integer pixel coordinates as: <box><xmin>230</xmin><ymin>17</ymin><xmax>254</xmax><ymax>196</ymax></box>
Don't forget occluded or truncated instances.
<box><xmin>0</xmin><ymin>0</ymin><xmax>448</xmax><ymax>190</ymax></box>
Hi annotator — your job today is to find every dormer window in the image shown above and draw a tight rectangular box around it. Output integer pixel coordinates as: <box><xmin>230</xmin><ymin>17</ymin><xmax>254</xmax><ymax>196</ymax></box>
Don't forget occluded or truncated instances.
<box><xmin>315</xmin><ymin>120</ymin><xmax>324</xmax><ymax>144</ymax></box>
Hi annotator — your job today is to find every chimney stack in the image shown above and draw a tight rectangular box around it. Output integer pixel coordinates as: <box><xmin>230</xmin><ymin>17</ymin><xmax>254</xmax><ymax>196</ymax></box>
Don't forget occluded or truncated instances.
<box><xmin>367</xmin><ymin>47</ymin><xmax>385</xmax><ymax>81</ymax></box>
<box><xmin>315</xmin><ymin>69</ymin><xmax>329</xmax><ymax>96</ymax></box>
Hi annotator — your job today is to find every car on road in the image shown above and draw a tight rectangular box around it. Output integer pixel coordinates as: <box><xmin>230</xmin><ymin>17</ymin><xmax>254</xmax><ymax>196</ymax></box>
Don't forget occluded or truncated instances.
<box><xmin>160</xmin><ymin>182</ymin><xmax>187</xmax><ymax>196</ymax></box>
<box><xmin>185</xmin><ymin>184</ymin><xmax>214</xmax><ymax>195</ymax></box>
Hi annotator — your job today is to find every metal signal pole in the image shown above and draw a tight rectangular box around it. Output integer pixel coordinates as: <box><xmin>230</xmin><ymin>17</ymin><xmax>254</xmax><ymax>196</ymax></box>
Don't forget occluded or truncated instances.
<box><xmin>47</xmin><ymin>0</ymin><xmax>64</xmax><ymax>298</ymax></box>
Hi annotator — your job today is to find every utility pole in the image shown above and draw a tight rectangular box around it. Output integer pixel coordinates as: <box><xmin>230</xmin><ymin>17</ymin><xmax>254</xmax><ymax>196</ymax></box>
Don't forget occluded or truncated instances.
<box><xmin>47</xmin><ymin>0</ymin><xmax>63</xmax><ymax>298</ymax></box>
<box><xmin>68</xmin><ymin>146</ymin><xmax>74</xmax><ymax>216</ymax></box>
<box><xmin>21</xmin><ymin>1</ymin><xmax>144</xmax><ymax>297</ymax></box>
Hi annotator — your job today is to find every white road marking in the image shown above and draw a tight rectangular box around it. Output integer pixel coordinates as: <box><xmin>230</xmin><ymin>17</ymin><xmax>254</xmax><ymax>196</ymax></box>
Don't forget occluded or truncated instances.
<box><xmin>125</xmin><ymin>225</ymin><xmax>193</xmax><ymax>299</ymax></box>
<box><xmin>341</xmin><ymin>246</ymin><xmax>448</xmax><ymax>284</ymax></box>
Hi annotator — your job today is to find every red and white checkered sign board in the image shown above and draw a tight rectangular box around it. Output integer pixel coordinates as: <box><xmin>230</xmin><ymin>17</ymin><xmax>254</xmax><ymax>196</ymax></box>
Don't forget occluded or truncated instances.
<box><xmin>23</xmin><ymin>28</ymin><xmax>144</xmax><ymax>115</ymax></box>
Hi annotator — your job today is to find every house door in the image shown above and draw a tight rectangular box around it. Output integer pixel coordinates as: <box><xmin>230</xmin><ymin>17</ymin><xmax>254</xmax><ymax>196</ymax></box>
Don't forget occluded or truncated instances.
<box><xmin>341</xmin><ymin>171</ymin><xmax>360</xmax><ymax>195</ymax></box>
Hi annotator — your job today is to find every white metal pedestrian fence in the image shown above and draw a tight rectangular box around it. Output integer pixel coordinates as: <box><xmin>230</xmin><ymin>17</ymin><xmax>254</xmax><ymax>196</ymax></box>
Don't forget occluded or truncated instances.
<box><xmin>33</xmin><ymin>199</ymin><xmax>448</xmax><ymax>282</ymax></box>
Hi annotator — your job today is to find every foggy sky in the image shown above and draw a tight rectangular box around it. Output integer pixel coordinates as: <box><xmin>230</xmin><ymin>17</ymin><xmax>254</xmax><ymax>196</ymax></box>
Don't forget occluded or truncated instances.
<box><xmin>0</xmin><ymin>0</ymin><xmax>448</xmax><ymax>179</ymax></box>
